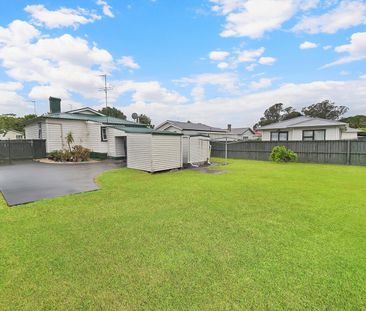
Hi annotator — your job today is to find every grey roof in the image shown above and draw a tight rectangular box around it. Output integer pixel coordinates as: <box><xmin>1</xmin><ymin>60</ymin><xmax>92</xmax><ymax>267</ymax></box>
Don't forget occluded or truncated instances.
<box><xmin>111</xmin><ymin>125</ymin><xmax>183</xmax><ymax>135</ymax></box>
<box><xmin>165</xmin><ymin>120</ymin><xmax>226</xmax><ymax>132</ymax></box>
<box><xmin>229</xmin><ymin>127</ymin><xmax>255</xmax><ymax>135</ymax></box>
<box><xmin>259</xmin><ymin>116</ymin><xmax>348</xmax><ymax>130</ymax></box>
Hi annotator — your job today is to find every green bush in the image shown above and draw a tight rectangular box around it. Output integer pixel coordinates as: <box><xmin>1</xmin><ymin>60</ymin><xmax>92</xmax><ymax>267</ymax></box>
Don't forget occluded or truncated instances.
<box><xmin>72</xmin><ymin>145</ymin><xmax>90</xmax><ymax>162</ymax></box>
<box><xmin>270</xmin><ymin>146</ymin><xmax>298</xmax><ymax>162</ymax></box>
<box><xmin>48</xmin><ymin>146</ymin><xmax>91</xmax><ymax>162</ymax></box>
<box><xmin>47</xmin><ymin>150</ymin><xmax>63</xmax><ymax>162</ymax></box>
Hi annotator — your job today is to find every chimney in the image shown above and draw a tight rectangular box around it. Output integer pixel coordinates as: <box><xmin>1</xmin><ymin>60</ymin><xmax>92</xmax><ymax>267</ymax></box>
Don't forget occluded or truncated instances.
<box><xmin>49</xmin><ymin>97</ymin><xmax>61</xmax><ymax>114</ymax></box>
<box><xmin>227</xmin><ymin>124</ymin><xmax>232</xmax><ymax>132</ymax></box>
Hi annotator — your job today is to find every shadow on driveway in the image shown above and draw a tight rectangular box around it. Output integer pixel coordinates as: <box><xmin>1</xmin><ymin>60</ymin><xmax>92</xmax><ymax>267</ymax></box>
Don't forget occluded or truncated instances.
<box><xmin>0</xmin><ymin>161</ymin><xmax>122</xmax><ymax>206</ymax></box>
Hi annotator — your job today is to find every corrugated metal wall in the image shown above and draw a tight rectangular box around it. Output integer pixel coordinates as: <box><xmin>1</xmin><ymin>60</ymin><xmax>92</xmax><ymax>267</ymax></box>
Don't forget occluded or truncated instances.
<box><xmin>211</xmin><ymin>140</ymin><xmax>366</xmax><ymax>166</ymax></box>
<box><xmin>0</xmin><ymin>140</ymin><xmax>46</xmax><ymax>163</ymax></box>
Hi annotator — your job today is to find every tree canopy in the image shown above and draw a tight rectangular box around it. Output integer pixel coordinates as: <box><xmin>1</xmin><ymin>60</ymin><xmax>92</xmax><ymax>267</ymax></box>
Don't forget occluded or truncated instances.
<box><xmin>98</xmin><ymin>107</ymin><xmax>126</xmax><ymax>120</ymax></box>
<box><xmin>255</xmin><ymin>103</ymin><xmax>301</xmax><ymax>128</ymax></box>
<box><xmin>0</xmin><ymin>114</ymin><xmax>37</xmax><ymax>134</ymax></box>
<box><xmin>340</xmin><ymin>115</ymin><xmax>366</xmax><ymax>129</ymax></box>
<box><xmin>301</xmin><ymin>100</ymin><xmax>348</xmax><ymax>120</ymax></box>
<box><xmin>138</xmin><ymin>114</ymin><xmax>153</xmax><ymax>127</ymax></box>
<box><xmin>256</xmin><ymin>100</ymin><xmax>350</xmax><ymax>127</ymax></box>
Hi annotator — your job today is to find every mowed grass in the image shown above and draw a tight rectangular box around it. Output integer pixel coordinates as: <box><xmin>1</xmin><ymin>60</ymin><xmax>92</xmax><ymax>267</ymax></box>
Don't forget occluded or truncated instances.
<box><xmin>1</xmin><ymin>159</ymin><xmax>366</xmax><ymax>310</ymax></box>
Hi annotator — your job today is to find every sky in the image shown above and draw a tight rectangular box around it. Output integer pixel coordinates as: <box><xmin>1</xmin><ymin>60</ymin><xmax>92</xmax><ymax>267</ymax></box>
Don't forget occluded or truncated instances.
<box><xmin>0</xmin><ymin>0</ymin><xmax>365</xmax><ymax>127</ymax></box>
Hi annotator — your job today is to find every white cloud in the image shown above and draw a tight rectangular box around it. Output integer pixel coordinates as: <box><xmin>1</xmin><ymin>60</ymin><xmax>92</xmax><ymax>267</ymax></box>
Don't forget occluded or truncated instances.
<box><xmin>246</xmin><ymin>63</ymin><xmax>257</xmax><ymax>71</ymax></box>
<box><xmin>210</xmin><ymin>0</ymin><xmax>318</xmax><ymax>38</ymax></box>
<box><xmin>250</xmin><ymin>78</ymin><xmax>273</xmax><ymax>89</ymax></box>
<box><xmin>0</xmin><ymin>20</ymin><xmax>40</xmax><ymax>46</ymax></box>
<box><xmin>323</xmin><ymin>32</ymin><xmax>366</xmax><ymax>67</ymax></box>
<box><xmin>0</xmin><ymin>20</ymin><xmax>114</xmax><ymax>106</ymax></box>
<box><xmin>176</xmin><ymin>73</ymin><xmax>239</xmax><ymax>95</ymax></box>
<box><xmin>0</xmin><ymin>82</ymin><xmax>26</xmax><ymax>115</ymax></box>
<box><xmin>117</xmin><ymin>56</ymin><xmax>140</xmax><ymax>70</ymax></box>
<box><xmin>258</xmin><ymin>56</ymin><xmax>276</xmax><ymax>65</ymax></box>
<box><xmin>113</xmin><ymin>80</ymin><xmax>187</xmax><ymax>104</ymax></box>
<box><xmin>293</xmin><ymin>1</ymin><xmax>366</xmax><ymax>34</ymax></box>
<box><xmin>96</xmin><ymin>0</ymin><xmax>115</xmax><ymax>18</ymax></box>
<box><xmin>24</xmin><ymin>4</ymin><xmax>101</xmax><ymax>29</ymax></box>
<box><xmin>323</xmin><ymin>45</ymin><xmax>332</xmax><ymax>50</ymax></box>
<box><xmin>217</xmin><ymin>62</ymin><xmax>229</xmax><ymax>69</ymax></box>
<box><xmin>209</xmin><ymin>51</ymin><xmax>230</xmax><ymax>61</ymax></box>
<box><xmin>299</xmin><ymin>41</ymin><xmax>318</xmax><ymax>49</ymax></box>
<box><xmin>0</xmin><ymin>81</ymin><xmax>23</xmax><ymax>91</ymax></box>
<box><xmin>116</xmin><ymin>78</ymin><xmax>366</xmax><ymax>128</ymax></box>
<box><xmin>236</xmin><ymin>47</ymin><xmax>265</xmax><ymax>62</ymax></box>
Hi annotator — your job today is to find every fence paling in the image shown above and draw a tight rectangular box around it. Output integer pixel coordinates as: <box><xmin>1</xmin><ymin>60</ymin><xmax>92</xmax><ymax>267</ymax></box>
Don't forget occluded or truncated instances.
<box><xmin>211</xmin><ymin>140</ymin><xmax>366</xmax><ymax>166</ymax></box>
<box><xmin>0</xmin><ymin>140</ymin><xmax>46</xmax><ymax>162</ymax></box>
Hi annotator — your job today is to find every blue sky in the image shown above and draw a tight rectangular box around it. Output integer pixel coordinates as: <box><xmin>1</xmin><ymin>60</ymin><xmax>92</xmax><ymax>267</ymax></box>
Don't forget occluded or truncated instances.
<box><xmin>0</xmin><ymin>0</ymin><xmax>365</xmax><ymax>126</ymax></box>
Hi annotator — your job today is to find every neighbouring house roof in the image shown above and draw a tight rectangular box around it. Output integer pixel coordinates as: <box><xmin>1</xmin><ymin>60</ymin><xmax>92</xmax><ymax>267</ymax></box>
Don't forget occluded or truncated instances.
<box><xmin>259</xmin><ymin>116</ymin><xmax>348</xmax><ymax>130</ymax></box>
<box><xmin>343</xmin><ymin>127</ymin><xmax>362</xmax><ymax>133</ymax></box>
<box><xmin>229</xmin><ymin>127</ymin><xmax>255</xmax><ymax>135</ymax></box>
<box><xmin>27</xmin><ymin>107</ymin><xmax>146</xmax><ymax>128</ymax></box>
<box><xmin>161</xmin><ymin>120</ymin><xmax>227</xmax><ymax>132</ymax></box>
<box><xmin>111</xmin><ymin>125</ymin><xmax>183</xmax><ymax>135</ymax></box>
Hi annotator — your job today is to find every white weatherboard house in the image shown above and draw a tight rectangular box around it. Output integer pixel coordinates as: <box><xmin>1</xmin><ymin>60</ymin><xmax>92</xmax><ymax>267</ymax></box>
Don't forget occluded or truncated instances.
<box><xmin>25</xmin><ymin>97</ymin><xmax>183</xmax><ymax>172</ymax></box>
<box><xmin>260</xmin><ymin>116</ymin><xmax>360</xmax><ymax>141</ymax></box>
<box><xmin>0</xmin><ymin>130</ymin><xmax>24</xmax><ymax>140</ymax></box>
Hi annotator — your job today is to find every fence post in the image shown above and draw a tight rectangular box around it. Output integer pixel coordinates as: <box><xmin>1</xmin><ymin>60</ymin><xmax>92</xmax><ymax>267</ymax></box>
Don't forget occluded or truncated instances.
<box><xmin>8</xmin><ymin>139</ymin><xmax>11</xmax><ymax>164</ymax></box>
<box><xmin>346</xmin><ymin>140</ymin><xmax>351</xmax><ymax>165</ymax></box>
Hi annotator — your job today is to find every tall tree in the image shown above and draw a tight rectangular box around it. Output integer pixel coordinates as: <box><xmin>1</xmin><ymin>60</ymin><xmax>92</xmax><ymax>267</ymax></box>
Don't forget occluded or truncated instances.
<box><xmin>138</xmin><ymin>114</ymin><xmax>153</xmax><ymax>127</ymax></box>
<box><xmin>340</xmin><ymin>115</ymin><xmax>366</xmax><ymax>129</ymax></box>
<box><xmin>301</xmin><ymin>100</ymin><xmax>348</xmax><ymax>120</ymax></box>
<box><xmin>255</xmin><ymin>103</ymin><xmax>302</xmax><ymax>127</ymax></box>
<box><xmin>98</xmin><ymin>107</ymin><xmax>126</xmax><ymax>120</ymax></box>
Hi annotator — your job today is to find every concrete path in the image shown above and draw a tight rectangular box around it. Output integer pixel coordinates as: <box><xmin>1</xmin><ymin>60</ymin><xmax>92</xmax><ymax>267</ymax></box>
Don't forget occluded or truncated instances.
<box><xmin>0</xmin><ymin>161</ymin><xmax>122</xmax><ymax>206</ymax></box>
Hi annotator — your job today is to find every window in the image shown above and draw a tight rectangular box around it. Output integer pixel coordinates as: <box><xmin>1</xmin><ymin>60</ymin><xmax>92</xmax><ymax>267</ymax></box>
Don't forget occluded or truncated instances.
<box><xmin>38</xmin><ymin>123</ymin><xmax>42</xmax><ymax>139</ymax></box>
<box><xmin>16</xmin><ymin>135</ymin><xmax>23</xmax><ymax>139</ymax></box>
<box><xmin>270</xmin><ymin>131</ymin><xmax>288</xmax><ymax>141</ymax></box>
<box><xmin>302</xmin><ymin>129</ymin><xmax>326</xmax><ymax>141</ymax></box>
<box><xmin>101</xmin><ymin>127</ymin><xmax>108</xmax><ymax>141</ymax></box>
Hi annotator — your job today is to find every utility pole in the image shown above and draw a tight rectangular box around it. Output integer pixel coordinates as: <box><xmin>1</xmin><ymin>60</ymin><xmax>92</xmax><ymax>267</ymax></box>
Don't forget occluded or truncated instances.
<box><xmin>27</xmin><ymin>100</ymin><xmax>37</xmax><ymax>115</ymax></box>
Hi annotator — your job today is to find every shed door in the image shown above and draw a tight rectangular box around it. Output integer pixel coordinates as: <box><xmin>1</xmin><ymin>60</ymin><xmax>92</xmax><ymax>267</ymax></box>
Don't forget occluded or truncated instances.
<box><xmin>47</xmin><ymin>123</ymin><xmax>63</xmax><ymax>151</ymax></box>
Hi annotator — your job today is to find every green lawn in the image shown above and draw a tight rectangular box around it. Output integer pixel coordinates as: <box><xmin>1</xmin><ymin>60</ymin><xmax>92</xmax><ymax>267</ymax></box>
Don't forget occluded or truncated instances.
<box><xmin>1</xmin><ymin>159</ymin><xmax>366</xmax><ymax>310</ymax></box>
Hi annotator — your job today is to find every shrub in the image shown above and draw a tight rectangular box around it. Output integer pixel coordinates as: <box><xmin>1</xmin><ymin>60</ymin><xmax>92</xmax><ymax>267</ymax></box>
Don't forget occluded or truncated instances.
<box><xmin>72</xmin><ymin>145</ymin><xmax>90</xmax><ymax>162</ymax></box>
<box><xmin>48</xmin><ymin>150</ymin><xmax>63</xmax><ymax>162</ymax></box>
<box><xmin>48</xmin><ymin>146</ymin><xmax>90</xmax><ymax>162</ymax></box>
<box><xmin>270</xmin><ymin>146</ymin><xmax>298</xmax><ymax>163</ymax></box>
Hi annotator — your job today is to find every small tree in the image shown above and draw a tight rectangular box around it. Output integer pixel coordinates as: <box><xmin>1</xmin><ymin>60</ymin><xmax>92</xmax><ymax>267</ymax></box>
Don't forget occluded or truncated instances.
<box><xmin>65</xmin><ymin>132</ymin><xmax>74</xmax><ymax>152</ymax></box>
<box><xmin>269</xmin><ymin>146</ymin><xmax>298</xmax><ymax>162</ymax></box>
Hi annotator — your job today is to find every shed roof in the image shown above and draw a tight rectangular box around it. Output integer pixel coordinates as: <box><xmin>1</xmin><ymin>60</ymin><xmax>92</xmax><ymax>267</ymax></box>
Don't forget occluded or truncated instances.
<box><xmin>259</xmin><ymin>116</ymin><xmax>348</xmax><ymax>130</ymax></box>
<box><xmin>111</xmin><ymin>125</ymin><xmax>183</xmax><ymax>135</ymax></box>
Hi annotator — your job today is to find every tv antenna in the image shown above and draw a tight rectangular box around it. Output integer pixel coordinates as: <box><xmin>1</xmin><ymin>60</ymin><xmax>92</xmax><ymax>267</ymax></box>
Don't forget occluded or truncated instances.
<box><xmin>26</xmin><ymin>100</ymin><xmax>37</xmax><ymax>115</ymax></box>
<box><xmin>99</xmin><ymin>74</ymin><xmax>113</xmax><ymax>109</ymax></box>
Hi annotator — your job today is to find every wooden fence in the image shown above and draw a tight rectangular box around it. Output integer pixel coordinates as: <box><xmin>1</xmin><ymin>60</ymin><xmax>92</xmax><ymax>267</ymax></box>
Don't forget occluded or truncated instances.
<box><xmin>211</xmin><ymin>140</ymin><xmax>366</xmax><ymax>166</ymax></box>
<box><xmin>0</xmin><ymin>140</ymin><xmax>46</xmax><ymax>164</ymax></box>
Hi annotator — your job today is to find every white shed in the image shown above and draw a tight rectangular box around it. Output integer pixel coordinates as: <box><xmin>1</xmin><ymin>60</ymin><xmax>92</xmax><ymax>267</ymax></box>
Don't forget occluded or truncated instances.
<box><xmin>125</xmin><ymin>129</ymin><xmax>183</xmax><ymax>172</ymax></box>
<box><xmin>182</xmin><ymin>135</ymin><xmax>210</xmax><ymax>166</ymax></box>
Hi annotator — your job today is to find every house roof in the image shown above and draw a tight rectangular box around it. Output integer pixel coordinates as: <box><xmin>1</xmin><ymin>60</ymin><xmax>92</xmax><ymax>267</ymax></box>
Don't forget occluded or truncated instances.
<box><xmin>111</xmin><ymin>125</ymin><xmax>183</xmax><ymax>135</ymax></box>
<box><xmin>229</xmin><ymin>127</ymin><xmax>255</xmax><ymax>135</ymax></box>
<box><xmin>162</xmin><ymin>120</ymin><xmax>227</xmax><ymax>132</ymax></box>
<box><xmin>28</xmin><ymin>107</ymin><xmax>145</xmax><ymax>128</ymax></box>
<box><xmin>259</xmin><ymin>116</ymin><xmax>348</xmax><ymax>130</ymax></box>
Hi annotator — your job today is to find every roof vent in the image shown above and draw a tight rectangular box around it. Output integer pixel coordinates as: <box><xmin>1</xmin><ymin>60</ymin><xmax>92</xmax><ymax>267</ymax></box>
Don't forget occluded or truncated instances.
<box><xmin>49</xmin><ymin>97</ymin><xmax>61</xmax><ymax>114</ymax></box>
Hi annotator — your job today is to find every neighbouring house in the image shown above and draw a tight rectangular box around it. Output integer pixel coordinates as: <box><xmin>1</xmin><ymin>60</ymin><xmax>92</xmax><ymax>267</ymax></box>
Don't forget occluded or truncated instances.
<box><xmin>225</xmin><ymin>125</ymin><xmax>256</xmax><ymax>141</ymax></box>
<box><xmin>156</xmin><ymin>120</ymin><xmax>227</xmax><ymax>140</ymax></box>
<box><xmin>0</xmin><ymin>130</ymin><xmax>24</xmax><ymax>140</ymax></box>
<box><xmin>25</xmin><ymin>97</ymin><xmax>185</xmax><ymax>172</ymax></box>
<box><xmin>259</xmin><ymin>116</ymin><xmax>360</xmax><ymax>141</ymax></box>
<box><xmin>156</xmin><ymin>120</ymin><xmax>256</xmax><ymax>141</ymax></box>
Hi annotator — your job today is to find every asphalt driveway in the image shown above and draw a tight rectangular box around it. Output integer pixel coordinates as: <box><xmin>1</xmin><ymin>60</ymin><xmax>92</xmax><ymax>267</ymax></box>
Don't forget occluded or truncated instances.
<box><xmin>0</xmin><ymin>161</ymin><xmax>122</xmax><ymax>206</ymax></box>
